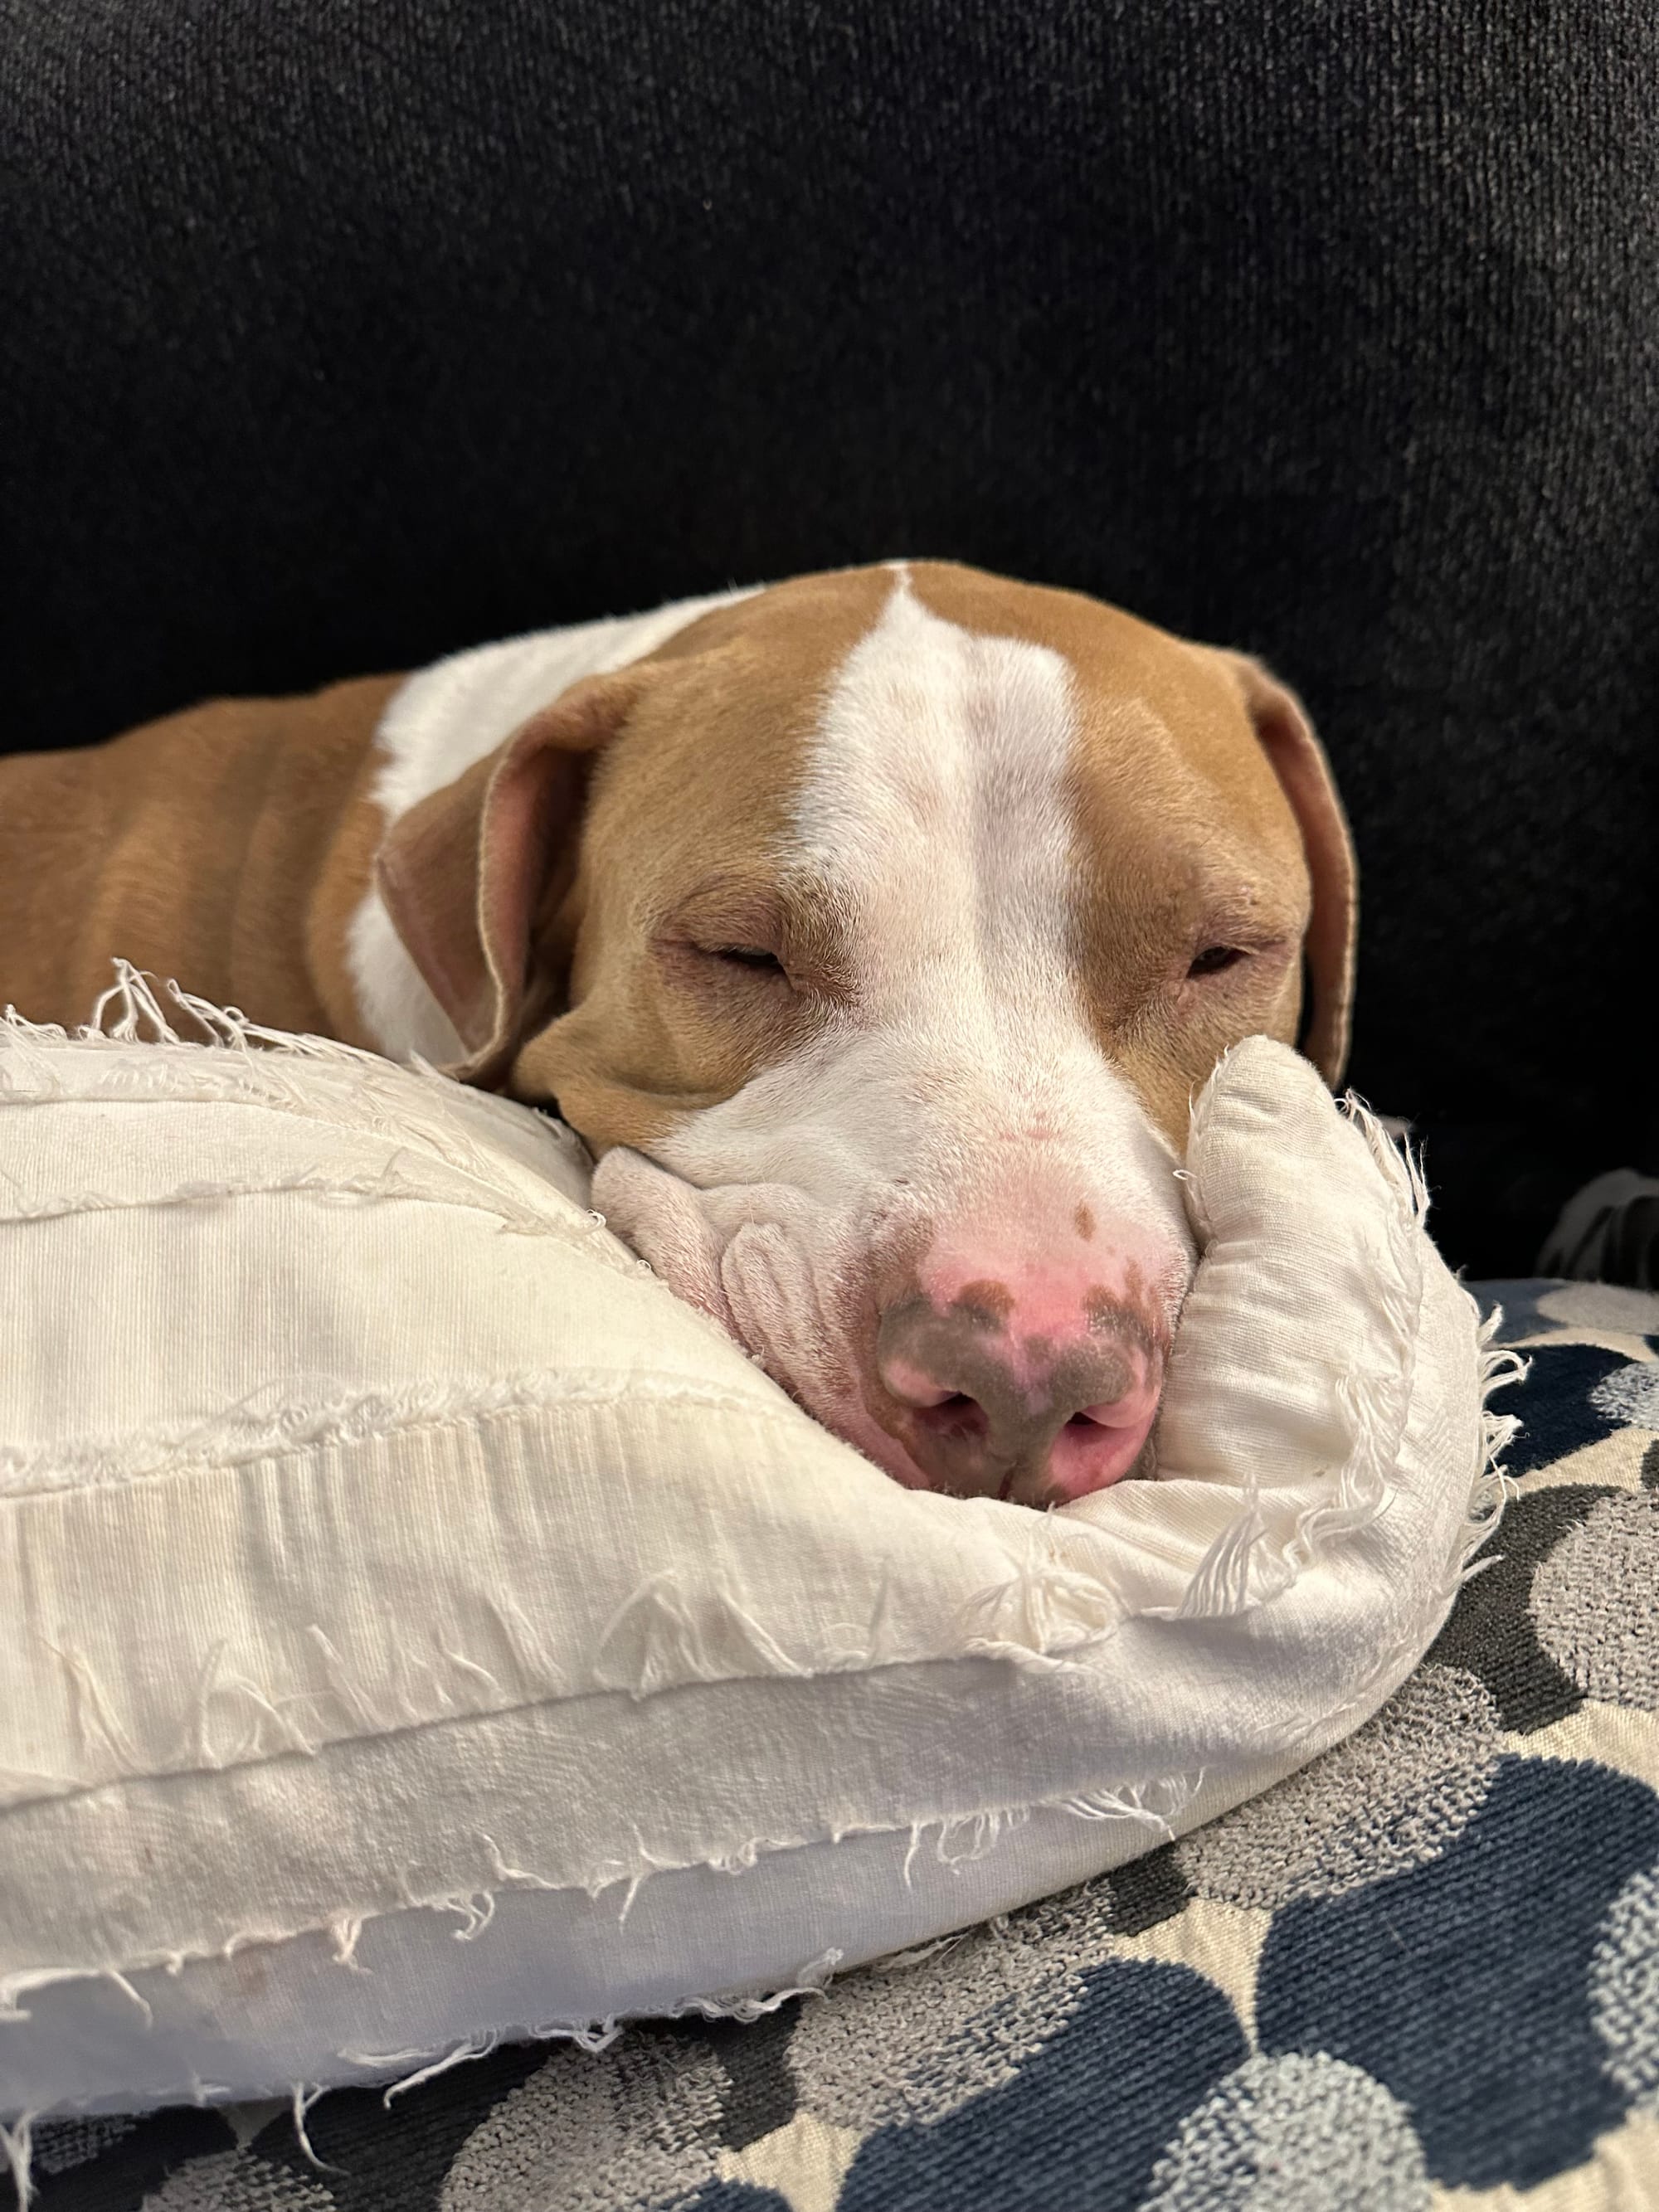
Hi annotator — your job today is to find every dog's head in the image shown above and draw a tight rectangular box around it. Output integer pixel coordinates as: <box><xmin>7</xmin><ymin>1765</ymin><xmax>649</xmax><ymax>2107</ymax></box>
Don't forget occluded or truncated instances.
<box><xmin>376</xmin><ymin>562</ymin><xmax>1355</xmax><ymax>1505</ymax></box>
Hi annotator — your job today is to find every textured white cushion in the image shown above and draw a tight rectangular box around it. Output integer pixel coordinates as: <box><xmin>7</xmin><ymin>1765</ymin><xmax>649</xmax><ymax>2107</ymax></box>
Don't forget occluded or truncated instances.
<box><xmin>0</xmin><ymin>977</ymin><xmax>1508</xmax><ymax>2119</ymax></box>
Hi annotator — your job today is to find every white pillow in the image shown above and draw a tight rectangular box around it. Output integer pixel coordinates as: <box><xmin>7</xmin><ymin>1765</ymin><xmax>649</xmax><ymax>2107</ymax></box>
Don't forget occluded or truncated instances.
<box><xmin>0</xmin><ymin>975</ymin><xmax>1509</xmax><ymax>2121</ymax></box>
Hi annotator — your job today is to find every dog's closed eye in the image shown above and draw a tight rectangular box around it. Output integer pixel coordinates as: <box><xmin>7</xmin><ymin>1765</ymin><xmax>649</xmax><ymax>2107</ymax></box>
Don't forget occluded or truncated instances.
<box><xmin>662</xmin><ymin>936</ymin><xmax>799</xmax><ymax>994</ymax></box>
<box><xmin>1188</xmin><ymin>945</ymin><xmax>1248</xmax><ymax>978</ymax></box>
<box><xmin>708</xmin><ymin>946</ymin><xmax>787</xmax><ymax>975</ymax></box>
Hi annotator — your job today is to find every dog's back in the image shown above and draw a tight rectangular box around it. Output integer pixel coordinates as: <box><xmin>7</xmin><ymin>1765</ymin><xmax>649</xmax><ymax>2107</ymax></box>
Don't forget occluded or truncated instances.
<box><xmin>0</xmin><ymin>676</ymin><xmax>398</xmax><ymax>1034</ymax></box>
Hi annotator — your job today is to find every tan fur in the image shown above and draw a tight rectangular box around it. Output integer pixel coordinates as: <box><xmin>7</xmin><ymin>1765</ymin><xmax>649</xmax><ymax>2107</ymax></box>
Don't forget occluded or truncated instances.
<box><xmin>372</xmin><ymin>569</ymin><xmax>898</xmax><ymax>1147</ymax></box>
<box><xmin>0</xmin><ymin>676</ymin><xmax>400</xmax><ymax>1037</ymax></box>
<box><xmin>508</xmin><ymin>569</ymin><xmax>894</xmax><ymax>1146</ymax></box>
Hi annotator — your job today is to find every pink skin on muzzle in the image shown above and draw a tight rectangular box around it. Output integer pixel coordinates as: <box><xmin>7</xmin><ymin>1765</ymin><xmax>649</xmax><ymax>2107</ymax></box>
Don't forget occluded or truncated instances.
<box><xmin>868</xmin><ymin>1240</ymin><xmax>1173</xmax><ymax>1506</ymax></box>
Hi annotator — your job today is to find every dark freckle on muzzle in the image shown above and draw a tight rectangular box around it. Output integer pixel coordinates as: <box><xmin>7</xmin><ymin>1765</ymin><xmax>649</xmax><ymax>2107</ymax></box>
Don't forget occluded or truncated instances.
<box><xmin>1082</xmin><ymin>1284</ymin><xmax>1161</xmax><ymax>1361</ymax></box>
<box><xmin>950</xmin><ymin>1278</ymin><xmax>1016</xmax><ymax>1332</ymax></box>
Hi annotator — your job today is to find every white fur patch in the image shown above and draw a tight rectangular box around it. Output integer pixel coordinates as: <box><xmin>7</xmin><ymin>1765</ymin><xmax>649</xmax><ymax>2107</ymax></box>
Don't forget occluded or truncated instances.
<box><xmin>347</xmin><ymin>587</ymin><xmax>760</xmax><ymax>1059</ymax></box>
<box><xmin>792</xmin><ymin>560</ymin><xmax>1080</xmax><ymax>1028</ymax></box>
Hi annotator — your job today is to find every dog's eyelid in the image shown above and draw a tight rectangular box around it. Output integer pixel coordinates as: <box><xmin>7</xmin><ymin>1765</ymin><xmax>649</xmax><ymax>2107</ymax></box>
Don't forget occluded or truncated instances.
<box><xmin>1182</xmin><ymin>924</ymin><xmax>1298</xmax><ymax>981</ymax></box>
<box><xmin>707</xmin><ymin>944</ymin><xmax>788</xmax><ymax>975</ymax></box>
<box><xmin>664</xmin><ymin>876</ymin><xmax>786</xmax><ymax>946</ymax></box>
<box><xmin>1187</xmin><ymin>943</ymin><xmax>1249</xmax><ymax>978</ymax></box>
<box><xmin>654</xmin><ymin>933</ymin><xmax>803</xmax><ymax>994</ymax></box>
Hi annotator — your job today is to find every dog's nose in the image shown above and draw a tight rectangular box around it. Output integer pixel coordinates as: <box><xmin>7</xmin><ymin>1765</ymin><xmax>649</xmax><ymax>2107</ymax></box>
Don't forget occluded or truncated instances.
<box><xmin>873</xmin><ymin>1282</ymin><xmax>1164</xmax><ymax>1505</ymax></box>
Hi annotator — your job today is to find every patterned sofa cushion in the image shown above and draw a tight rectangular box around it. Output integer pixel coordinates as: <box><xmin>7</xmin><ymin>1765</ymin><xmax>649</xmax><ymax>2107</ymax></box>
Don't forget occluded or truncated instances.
<box><xmin>9</xmin><ymin>1277</ymin><xmax>1657</xmax><ymax>2211</ymax></box>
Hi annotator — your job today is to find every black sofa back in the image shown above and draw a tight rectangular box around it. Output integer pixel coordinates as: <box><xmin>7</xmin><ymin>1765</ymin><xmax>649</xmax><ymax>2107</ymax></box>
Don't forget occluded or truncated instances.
<box><xmin>4</xmin><ymin>0</ymin><xmax>1654</xmax><ymax>1272</ymax></box>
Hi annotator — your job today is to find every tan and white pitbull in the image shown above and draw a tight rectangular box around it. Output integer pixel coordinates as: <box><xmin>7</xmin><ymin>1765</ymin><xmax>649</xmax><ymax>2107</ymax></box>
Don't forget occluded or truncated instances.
<box><xmin>0</xmin><ymin>561</ymin><xmax>1355</xmax><ymax>1507</ymax></box>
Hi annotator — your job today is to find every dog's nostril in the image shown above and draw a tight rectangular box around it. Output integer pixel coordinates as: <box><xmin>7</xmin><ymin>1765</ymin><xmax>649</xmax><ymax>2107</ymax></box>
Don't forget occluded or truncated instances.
<box><xmin>912</xmin><ymin>1391</ymin><xmax>989</xmax><ymax>1442</ymax></box>
<box><xmin>918</xmin><ymin>1391</ymin><xmax>984</xmax><ymax>1423</ymax></box>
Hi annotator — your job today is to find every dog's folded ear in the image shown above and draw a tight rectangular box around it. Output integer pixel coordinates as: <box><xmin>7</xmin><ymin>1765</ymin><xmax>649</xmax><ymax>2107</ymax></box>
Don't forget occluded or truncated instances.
<box><xmin>373</xmin><ymin>668</ymin><xmax>649</xmax><ymax>1085</ymax></box>
<box><xmin>1219</xmin><ymin>654</ymin><xmax>1359</xmax><ymax>1087</ymax></box>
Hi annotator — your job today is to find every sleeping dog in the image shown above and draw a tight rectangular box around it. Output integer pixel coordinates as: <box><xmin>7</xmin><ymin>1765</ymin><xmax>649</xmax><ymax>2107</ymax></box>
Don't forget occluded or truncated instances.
<box><xmin>0</xmin><ymin>562</ymin><xmax>1355</xmax><ymax>1505</ymax></box>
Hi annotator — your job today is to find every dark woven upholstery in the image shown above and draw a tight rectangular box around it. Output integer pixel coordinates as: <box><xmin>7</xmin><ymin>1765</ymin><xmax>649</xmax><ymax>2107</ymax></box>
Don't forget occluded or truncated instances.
<box><xmin>3</xmin><ymin>1</ymin><xmax>1654</xmax><ymax>1270</ymax></box>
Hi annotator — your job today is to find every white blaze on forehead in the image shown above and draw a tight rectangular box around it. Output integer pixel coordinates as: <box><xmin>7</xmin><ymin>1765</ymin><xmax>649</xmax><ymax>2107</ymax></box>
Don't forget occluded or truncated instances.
<box><xmin>658</xmin><ymin>564</ymin><xmax>1186</xmax><ymax>1280</ymax></box>
<box><xmin>789</xmin><ymin>566</ymin><xmax>1079</xmax><ymax>1026</ymax></box>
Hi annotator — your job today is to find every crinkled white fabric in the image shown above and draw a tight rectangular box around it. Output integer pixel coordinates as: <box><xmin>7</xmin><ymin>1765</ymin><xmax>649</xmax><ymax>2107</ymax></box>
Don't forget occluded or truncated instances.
<box><xmin>0</xmin><ymin>980</ymin><xmax>1511</xmax><ymax>2116</ymax></box>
